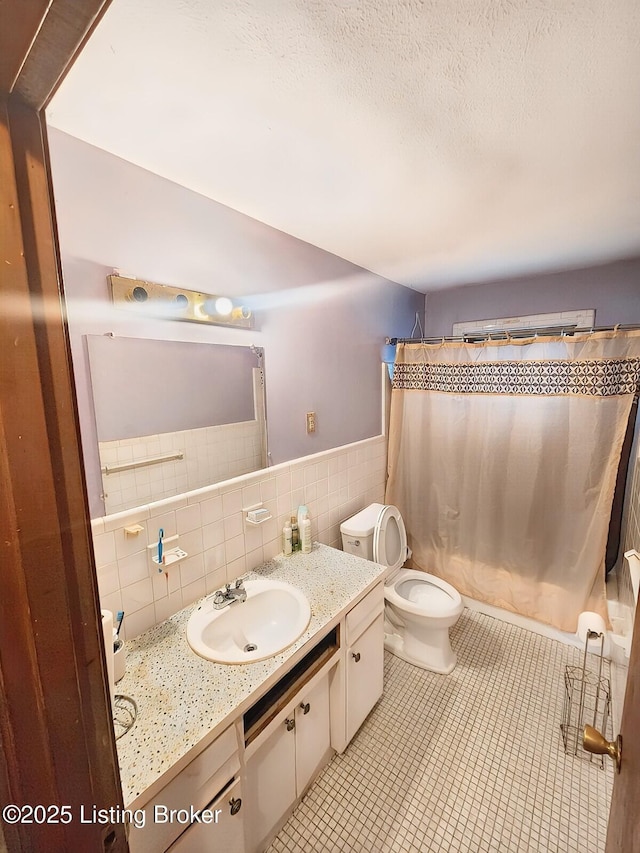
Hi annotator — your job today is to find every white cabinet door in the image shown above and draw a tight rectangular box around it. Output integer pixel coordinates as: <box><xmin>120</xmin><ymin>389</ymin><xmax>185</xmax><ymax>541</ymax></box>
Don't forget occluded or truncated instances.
<box><xmin>245</xmin><ymin>671</ymin><xmax>333</xmax><ymax>852</ymax></box>
<box><xmin>245</xmin><ymin>715</ymin><xmax>297</xmax><ymax>853</ymax></box>
<box><xmin>167</xmin><ymin>777</ymin><xmax>244</xmax><ymax>853</ymax></box>
<box><xmin>295</xmin><ymin>675</ymin><xmax>331</xmax><ymax>794</ymax></box>
<box><xmin>346</xmin><ymin>613</ymin><xmax>384</xmax><ymax>744</ymax></box>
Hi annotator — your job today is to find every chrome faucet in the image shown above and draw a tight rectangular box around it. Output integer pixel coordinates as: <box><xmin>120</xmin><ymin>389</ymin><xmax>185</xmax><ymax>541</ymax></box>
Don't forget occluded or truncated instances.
<box><xmin>212</xmin><ymin>578</ymin><xmax>247</xmax><ymax>609</ymax></box>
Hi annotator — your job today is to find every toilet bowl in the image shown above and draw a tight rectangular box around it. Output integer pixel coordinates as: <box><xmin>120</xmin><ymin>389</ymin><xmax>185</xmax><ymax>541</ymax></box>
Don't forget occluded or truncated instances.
<box><xmin>384</xmin><ymin>569</ymin><xmax>463</xmax><ymax>674</ymax></box>
<box><xmin>340</xmin><ymin>503</ymin><xmax>462</xmax><ymax>674</ymax></box>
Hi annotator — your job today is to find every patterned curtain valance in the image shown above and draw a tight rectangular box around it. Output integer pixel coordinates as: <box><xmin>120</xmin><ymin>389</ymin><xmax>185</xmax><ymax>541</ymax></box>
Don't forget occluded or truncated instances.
<box><xmin>393</xmin><ymin>357</ymin><xmax>640</xmax><ymax>397</ymax></box>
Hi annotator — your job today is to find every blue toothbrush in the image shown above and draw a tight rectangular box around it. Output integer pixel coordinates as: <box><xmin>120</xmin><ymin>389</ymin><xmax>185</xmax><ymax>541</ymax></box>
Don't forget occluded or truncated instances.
<box><xmin>115</xmin><ymin>610</ymin><xmax>125</xmax><ymax>637</ymax></box>
<box><xmin>157</xmin><ymin>528</ymin><xmax>164</xmax><ymax>567</ymax></box>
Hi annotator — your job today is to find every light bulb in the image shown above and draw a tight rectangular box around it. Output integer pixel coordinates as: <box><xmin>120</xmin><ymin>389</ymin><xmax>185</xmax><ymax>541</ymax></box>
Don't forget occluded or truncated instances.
<box><xmin>231</xmin><ymin>306</ymin><xmax>251</xmax><ymax>320</ymax></box>
<box><xmin>215</xmin><ymin>297</ymin><xmax>233</xmax><ymax>316</ymax></box>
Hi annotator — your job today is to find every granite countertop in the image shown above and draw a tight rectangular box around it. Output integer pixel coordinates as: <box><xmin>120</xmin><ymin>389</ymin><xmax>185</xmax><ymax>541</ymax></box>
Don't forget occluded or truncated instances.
<box><xmin>115</xmin><ymin>544</ymin><xmax>386</xmax><ymax>807</ymax></box>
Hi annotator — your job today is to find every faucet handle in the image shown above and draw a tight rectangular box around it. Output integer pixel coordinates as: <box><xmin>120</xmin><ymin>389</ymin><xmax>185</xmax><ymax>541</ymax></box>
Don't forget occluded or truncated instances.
<box><xmin>234</xmin><ymin>577</ymin><xmax>245</xmax><ymax>589</ymax></box>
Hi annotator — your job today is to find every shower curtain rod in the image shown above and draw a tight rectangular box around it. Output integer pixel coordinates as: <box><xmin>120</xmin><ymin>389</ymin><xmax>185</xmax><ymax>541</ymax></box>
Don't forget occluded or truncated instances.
<box><xmin>388</xmin><ymin>324</ymin><xmax>640</xmax><ymax>346</ymax></box>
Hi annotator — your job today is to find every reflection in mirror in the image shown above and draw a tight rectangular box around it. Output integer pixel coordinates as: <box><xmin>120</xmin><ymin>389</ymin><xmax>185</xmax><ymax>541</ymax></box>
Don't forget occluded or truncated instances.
<box><xmin>86</xmin><ymin>335</ymin><xmax>266</xmax><ymax>514</ymax></box>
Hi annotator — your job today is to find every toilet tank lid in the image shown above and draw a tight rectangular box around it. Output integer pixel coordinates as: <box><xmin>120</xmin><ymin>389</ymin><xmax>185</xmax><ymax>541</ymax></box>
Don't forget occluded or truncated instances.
<box><xmin>340</xmin><ymin>503</ymin><xmax>386</xmax><ymax>537</ymax></box>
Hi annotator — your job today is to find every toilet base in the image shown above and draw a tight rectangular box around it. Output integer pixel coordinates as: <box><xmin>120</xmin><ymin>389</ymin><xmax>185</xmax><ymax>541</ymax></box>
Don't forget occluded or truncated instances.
<box><xmin>384</xmin><ymin>630</ymin><xmax>457</xmax><ymax>675</ymax></box>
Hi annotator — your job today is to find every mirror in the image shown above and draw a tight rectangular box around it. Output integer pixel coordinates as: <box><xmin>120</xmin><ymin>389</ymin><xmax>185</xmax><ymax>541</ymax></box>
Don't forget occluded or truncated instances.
<box><xmin>86</xmin><ymin>335</ymin><xmax>266</xmax><ymax>514</ymax></box>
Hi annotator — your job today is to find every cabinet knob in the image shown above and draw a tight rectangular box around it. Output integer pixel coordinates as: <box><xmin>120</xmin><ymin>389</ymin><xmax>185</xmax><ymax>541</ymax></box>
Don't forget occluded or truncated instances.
<box><xmin>351</xmin><ymin>652</ymin><xmax>361</xmax><ymax>662</ymax></box>
<box><xmin>285</xmin><ymin>717</ymin><xmax>296</xmax><ymax>731</ymax></box>
<box><xmin>299</xmin><ymin>701</ymin><xmax>310</xmax><ymax>715</ymax></box>
<box><xmin>229</xmin><ymin>796</ymin><xmax>242</xmax><ymax>816</ymax></box>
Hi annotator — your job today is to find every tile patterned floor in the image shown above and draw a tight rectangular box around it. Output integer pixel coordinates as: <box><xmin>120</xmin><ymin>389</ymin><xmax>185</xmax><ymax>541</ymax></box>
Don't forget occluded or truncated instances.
<box><xmin>268</xmin><ymin>609</ymin><xmax>617</xmax><ymax>853</ymax></box>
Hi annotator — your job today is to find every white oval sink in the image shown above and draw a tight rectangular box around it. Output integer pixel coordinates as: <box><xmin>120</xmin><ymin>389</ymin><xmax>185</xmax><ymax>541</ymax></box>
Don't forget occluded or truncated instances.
<box><xmin>186</xmin><ymin>578</ymin><xmax>311</xmax><ymax>664</ymax></box>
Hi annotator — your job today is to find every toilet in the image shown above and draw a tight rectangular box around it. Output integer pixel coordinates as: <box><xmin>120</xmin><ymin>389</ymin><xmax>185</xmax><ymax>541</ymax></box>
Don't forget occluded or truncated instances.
<box><xmin>340</xmin><ymin>503</ymin><xmax>463</xmax><ymax>674</ymax></box>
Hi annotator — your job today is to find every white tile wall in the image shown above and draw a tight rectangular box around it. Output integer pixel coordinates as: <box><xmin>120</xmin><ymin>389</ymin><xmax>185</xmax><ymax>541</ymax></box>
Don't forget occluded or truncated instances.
<box><xmin>99</xmin><ymin>420</ymin><xmax>265</xmax><ymax>514</ymax></box>
<box><xmin>92</xmin><ymin>436</ymin><xmax>387</xmax><ymax>639</ymax></box>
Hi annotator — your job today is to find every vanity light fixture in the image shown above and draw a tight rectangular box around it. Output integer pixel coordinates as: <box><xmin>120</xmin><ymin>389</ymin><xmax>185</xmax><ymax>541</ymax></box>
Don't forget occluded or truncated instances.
<box><xmin>108</xmin><ymin>274</ymin><xmax>253</xmax><ymax>329</ymax></box>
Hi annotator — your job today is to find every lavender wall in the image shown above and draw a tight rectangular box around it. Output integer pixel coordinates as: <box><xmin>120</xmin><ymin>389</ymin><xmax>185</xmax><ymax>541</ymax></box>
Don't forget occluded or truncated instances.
<box><xmin>423</xmin><ymin>258</ymin><xmax>640</xmax><ymax>336</ymax></box>
<box><xmin>48</xmin><ymin>130</ymin><xmax>423</xmax><ymax>517</ymax></box>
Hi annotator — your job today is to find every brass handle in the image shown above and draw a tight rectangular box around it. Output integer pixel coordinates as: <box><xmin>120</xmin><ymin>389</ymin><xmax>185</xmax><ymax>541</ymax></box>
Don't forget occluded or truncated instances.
<box><xmin>352</xmin><ymin>652</ymin><xmax>361</xmax><ymax>662</ymax></box>
<box><xmin>299</xmin><ymin>702</ymin><xmax>310</xmax><ymax>714</ymax></box>
<box><xmin>229</xmin><ymin>796</ymin><xmax>242</xmax><ymax>815</ymax></box>
<box><xmin>583</xmin><ymin>724</ymin><xmax>622</xmax><ymax>773</ymax></box>
<box><xmin>285</xmin><ymin>717</ymin><xmax>295</xmax><ymax>731</ymax></box>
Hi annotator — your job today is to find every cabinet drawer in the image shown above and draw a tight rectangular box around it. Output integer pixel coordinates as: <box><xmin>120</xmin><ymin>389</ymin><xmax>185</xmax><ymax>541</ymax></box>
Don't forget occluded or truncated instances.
<box><xmin>129</xmin><ymin>725</ymin><xmax>240</xmax><ymax>853</ymax></box>
<box><xmin>167</xmin><ymin>777</ymin><xmax>244</xmax><ymax>853</ymax></box>
<box><xmin>346</xmin><ymin>583</ymin><xmax>384</xmax><ymax>645</ymax></box>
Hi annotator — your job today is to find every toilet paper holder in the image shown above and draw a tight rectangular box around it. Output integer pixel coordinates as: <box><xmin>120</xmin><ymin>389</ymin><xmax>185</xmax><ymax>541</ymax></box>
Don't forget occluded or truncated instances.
<box><xmin>560</xmin><ymin>626</ymin><xmax>611</xmax><ymax>767</ymax></box>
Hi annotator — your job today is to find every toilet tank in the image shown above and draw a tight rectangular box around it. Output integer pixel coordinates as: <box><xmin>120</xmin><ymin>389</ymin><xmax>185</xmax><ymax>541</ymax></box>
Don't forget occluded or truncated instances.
<box><xmin>340</xmin><ymin>503</ymin><xmax>385</xmax><ymax>562</ymax></box>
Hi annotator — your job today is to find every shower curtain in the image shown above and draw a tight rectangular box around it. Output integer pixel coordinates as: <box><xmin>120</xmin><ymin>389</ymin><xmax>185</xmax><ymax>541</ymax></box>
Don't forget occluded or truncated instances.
<box><xmin>385</xmin><ymin>330</ymin><xmax>640</xmax><ymax>632</ymax></box>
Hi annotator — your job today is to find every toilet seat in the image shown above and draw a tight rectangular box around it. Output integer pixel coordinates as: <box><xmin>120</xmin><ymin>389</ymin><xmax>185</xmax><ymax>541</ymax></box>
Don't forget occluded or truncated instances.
<box><xmin>373</xmin><ymin>505</ymin><xmax>407</xmax><ymax>573</ymax></box>
<box><xmin>385</xmin><ymin>569</ymin><xmax>462</xmax><ymax>620</ymax></box>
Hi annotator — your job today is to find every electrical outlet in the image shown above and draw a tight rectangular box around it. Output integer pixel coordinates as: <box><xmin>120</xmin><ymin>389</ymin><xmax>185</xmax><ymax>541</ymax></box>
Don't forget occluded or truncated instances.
<box><xmin>306</xmin><ymin>412</ymin><xmax>316</xmax><ymax>434</ymax></box>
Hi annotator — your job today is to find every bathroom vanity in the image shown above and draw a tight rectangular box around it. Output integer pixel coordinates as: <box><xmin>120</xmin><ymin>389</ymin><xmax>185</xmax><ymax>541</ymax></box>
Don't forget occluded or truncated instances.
<box><xmin>117</xmin><ymin>545</ymin><xmax>386</xmax><ymax>853</ymax></box>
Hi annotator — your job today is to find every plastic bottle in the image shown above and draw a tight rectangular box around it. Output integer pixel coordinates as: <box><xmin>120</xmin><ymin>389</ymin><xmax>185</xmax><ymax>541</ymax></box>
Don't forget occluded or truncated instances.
<box><xmin>297</xmin><ymin>505</ymin><xmax>308</xmax><ymax>536</ymax></box>
<box><xmin>301</xmin><ymin>515</ymin><xmax>312</xmax><ymax>553</ymax></box>
<box><xmin>297</xmin><ymin>505</ymin><xmax>312</xmax><ymax>553</ymax></box>
<box><xmin>283</xmin><ymin>518</ymin><xmax>292</xmax><ymax>555</ymax></box>
<box><xmin>291</xmin><ymin>515</ymin><xmax>300</xmax><ymax>552</ymax></box>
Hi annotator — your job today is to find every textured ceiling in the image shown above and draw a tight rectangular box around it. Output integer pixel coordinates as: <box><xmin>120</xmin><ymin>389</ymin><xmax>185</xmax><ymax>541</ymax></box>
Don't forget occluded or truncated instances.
<box><xmin>47</xmin><ymin>0</ymin><xmax>640</xmax><ymax>292</ymax></box>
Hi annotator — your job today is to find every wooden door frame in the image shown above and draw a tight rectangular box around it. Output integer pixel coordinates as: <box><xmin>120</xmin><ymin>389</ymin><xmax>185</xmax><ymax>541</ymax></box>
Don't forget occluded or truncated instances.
<box><xmin>0</xmin><ymin>2</ymin><xmax>127</xmax><ymax>850</ymax></box>
<box><xmin>606</xmin><ymin>591</ymin><xmax>640</xmax><ymax>851</ymax></box>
